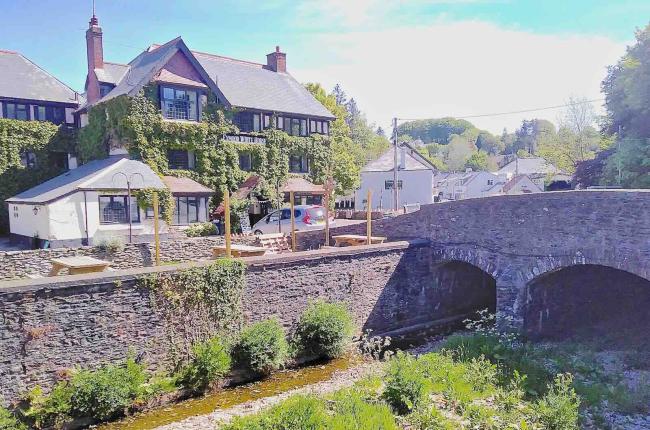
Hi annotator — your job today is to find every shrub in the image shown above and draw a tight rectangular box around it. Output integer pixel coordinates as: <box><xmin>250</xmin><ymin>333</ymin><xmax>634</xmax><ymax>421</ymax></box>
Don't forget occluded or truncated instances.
<box><xmin>382</xmin><ymin>352</ymin><xmax>431</xmax><ymax>414</ymax></box>
<box><xmin>0</xmin><ymin>405</ymin><xmax>26</xmax><ymax>430</ymax></box>
<box><xmin>222</xmin><ymin>395</ymin><xmax>328</xmax><ymax>430</ymax></box>
<box><xmin>328</xmin><ymin>389</ymin><xmax>398</xmax><ymax>430</ymax></box>
<box><xmin>184</xmin><ymin>222</ymin><xmax>217</xmax><ymax>237</ymax></box>
<box><xmin>22</xmin><ymin>384</ymin><xmax>73</xmax><ymax>429</ymax></box>
<box><xmin>95</xmin><ymin>236</ymin><xmax>125</xmax><ymax>253</ymax></box>
<box><xmin>293</xmin><ymin>301</ymin><xmax>353</xmax><ymax>359</ymax></box>
<box><xmin>177</xmin><ymin>336</ymin><xmax>231</xmax><ymax>392</ymax></box>
<box><xmin>233</xmin><ymin>319</ymin><xmax>289</xmax><ymax>375</ymax></box>
<box><xmin>407</xmin><ymin>405</ymin><xmax>456</xmax><ymax>430</ymax></box>
<box><xmin>535</xmin><ymin>373</ymin><xmax>580</xmax><ymax>430</ymax></box>
<box><xmin>67</xmin><ymin>357</ymin><xmax>147</xmax><ymax>421</ymax></box>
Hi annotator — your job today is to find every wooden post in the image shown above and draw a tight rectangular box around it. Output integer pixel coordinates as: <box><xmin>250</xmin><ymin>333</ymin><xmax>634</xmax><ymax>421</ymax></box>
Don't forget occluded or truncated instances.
<box><xmin>324</xmin><ymin>177</ymin><xmax>334</xmax><ymax>247</ymax></box>
<box><xmin>366</xmin><ymin>190</ymin><xmax>372</xmax><ymax>245</ymax></box>
<box><xmin>224</xmin><ymin>189</ymin><xmax>232</xmax><ymax>258</ymax></box>
<box><xmin>152</xmin><ymin>192</ymin><xmax>160</xmax><ymax>266</ymax></box>
<box><xmin>290</xmin><ymin>190</ymin><xmax>296</xmax><ymax>252</ymax></box>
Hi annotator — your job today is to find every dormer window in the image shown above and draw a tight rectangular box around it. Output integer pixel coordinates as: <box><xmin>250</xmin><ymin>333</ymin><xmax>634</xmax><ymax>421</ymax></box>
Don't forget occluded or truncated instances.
<box><xmin>99</xmin><ymin>83</ymin><xmax>114</xmax><ymax>97</ymax></box>
<box><xmin>161</xmin><ymin>86</ymin><xmax>198</xmax><ymax>121</ymax></box>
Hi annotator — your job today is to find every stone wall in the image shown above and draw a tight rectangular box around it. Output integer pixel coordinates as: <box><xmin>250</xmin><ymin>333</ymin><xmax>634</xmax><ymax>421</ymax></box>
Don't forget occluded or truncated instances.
<box><xmin>0</xmin><ymin>240</ymin><xmax>497</xmax><ymax>402</ymax></box>
<box><xmin>0</xmin><ymin>235</ymin><xmax>256</xmax><ymax>280</ymax></box>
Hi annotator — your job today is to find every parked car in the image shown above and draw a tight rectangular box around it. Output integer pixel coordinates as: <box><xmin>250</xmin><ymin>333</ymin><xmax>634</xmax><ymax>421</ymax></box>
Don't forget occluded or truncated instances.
<box><xmin>252</xmin><ymin>205</ymin><xmax>334</xmax><ymax>234</ymax></box>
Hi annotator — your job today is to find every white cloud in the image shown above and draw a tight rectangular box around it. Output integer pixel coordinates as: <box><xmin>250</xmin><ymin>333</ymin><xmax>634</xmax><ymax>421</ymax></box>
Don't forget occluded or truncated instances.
<box><xmin>291</xmin><ymin>19</ymin><xmax>626</xmax><ymax>134</ymax></box>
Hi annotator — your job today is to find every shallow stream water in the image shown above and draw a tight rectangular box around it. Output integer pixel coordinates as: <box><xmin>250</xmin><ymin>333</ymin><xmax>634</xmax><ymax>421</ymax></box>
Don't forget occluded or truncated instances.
<box><xmin>96</xmin><ymin>355</ymin><xmax>361</xmax><ymax>430</ymax></box>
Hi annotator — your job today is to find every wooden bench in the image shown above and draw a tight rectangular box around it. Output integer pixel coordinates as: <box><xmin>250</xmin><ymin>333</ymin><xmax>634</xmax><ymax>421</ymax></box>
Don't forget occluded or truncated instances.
<box><xmin>332</xmin><ymin>234</ymin><xmax>387</xmax><ymax>247</ymax></box>
<box><xmin>255</xmin><ymin>233</ymin><xmax>291</xmax><ymax>254</ymax></box>
<box><xmin>212</xmin><ymin>244</ymin><xmax>268</xmax><ymax>258</ymax></box>
<box><xmin>49</xmin><ymin>256</ymin><xmax>111</xmax><ymax>276</ymax></box>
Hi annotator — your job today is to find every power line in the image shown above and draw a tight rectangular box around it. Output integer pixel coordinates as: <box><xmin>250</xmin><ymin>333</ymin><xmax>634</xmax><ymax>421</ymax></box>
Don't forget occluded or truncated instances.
<box><xmin>397</xmin><ymin>98</ymin><xmax>605</xmax><ymax>122</ymax></box>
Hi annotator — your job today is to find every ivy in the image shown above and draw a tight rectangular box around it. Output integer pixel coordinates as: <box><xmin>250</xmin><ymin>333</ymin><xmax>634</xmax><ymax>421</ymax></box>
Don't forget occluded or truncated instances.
<box><xmin>134</xmin><ymin>188</ymin><xmax>175</xmax><ymax>225</ymax></box>
<box><xmin>138</xmin><ymin>259</ymin><xmax>246</xmax><ymax>367</ymax></box>
<box><xmin>0</xmin><ymin>119</ymin><xmax>76</xmax><ymax>233</ymax></box>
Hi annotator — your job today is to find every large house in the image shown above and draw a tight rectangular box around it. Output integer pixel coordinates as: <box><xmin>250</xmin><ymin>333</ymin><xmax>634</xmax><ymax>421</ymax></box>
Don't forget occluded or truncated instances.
<box><xmin>435</xmin><ymin>169</ymin><xmax>543</xmax><ymax>201</ymax></box>
<box><xmin>2</xmin><ymin>12</ymin><xmax>335</xmax><ymax>247</ymax></box>
<box><xmin>356</xmin><ymin>142</ymin><xmax>437</xmax><ymax>211</ymax></box>
<box><xmin>496</xmin><ymin>156</ymin><xmax>571</xmax><ymax>191</ymax></box>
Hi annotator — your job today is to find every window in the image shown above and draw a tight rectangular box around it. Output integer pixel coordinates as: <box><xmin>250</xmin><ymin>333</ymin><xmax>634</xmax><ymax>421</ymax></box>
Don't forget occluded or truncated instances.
<box><xmin>263</xmin><ymin>114</ymin><xmax>271</xmax><ymax>129</ymax></box>
<box><xmin>289</xmin><ymin>154</ymin><xmax>309</xmax><ymax>173</ymax></box>
<box><xmin>34</xmin><ymin>105</ymin><xmax>65</xmax><ymax>125</ymax></box>
<box><xmin>234</xmin><ymin>112</ymin><xmax>253</xmax><ymax>132</ymax></box>
<box><xmin>385</xmin><ymin>180</ymin><xmax>403</xmax><ymax>190</ymax></box>
<box><xmin>290</xmin><ymin>118</ymin><xmax>300</xmax><ymax>136</ymax></box>
<box><xmin>239</xmin><ymin>153</ymin><xmax>253</xmax><ymax>171</ymax></box>
<box><xmin>99</xmin><ymin>83</ymin><xmax>114</xmax><ymax>97</ymax></box>
<box><xmin>487</xmin><ymin>179</ymin><xmax>494</xmax><ymax>186</ymax></box>
<box><xmin>309</xmin><ymin>120</ymin><xmax>329</xmax><ymax>135</ymax></box>
<box><xmin>253</xmin><ymin>113</ymin><xmax>261</xmax><ymax>132</ymax></box>
<box><xmin>99</xmin><ymin>195</ymin><xmax>139</xmax><ymax>224</ymax></box>
<box><xmin>173</xmin><ymin>196</ymin><xmax>199</xmax><ymax>225</ymax></box>
<box><xmin>161</xmin><ymin>86</ymin><xmax>198</xmax><ymax>121</ymax></box>
<box><xmin>300</xmin><ymin>119</ymin><xmax>307</xmax><ymax>136</ymax></box>
<box><xmin>322</xmin><ymin>121</ymin><xmax>329</xmax><ymax>134</ymax></box>
<box><xmin>167</xmin><ymin>150</ymin><xmax>195</xmax><ymax>170</ymax></box>
<box><xmin>4</xmin><ymin>102</ymin><xmax>29</xmax><ymax>120</ymax></box>
<box><xmin>20</xmin><ymin>151</ymin><xmax>37</xmax><ymax>168</ymax></box>
<box><xmin>277</xmin><ymin>117</ymin><xmax>284</xmax><ymax>130</ymax></box>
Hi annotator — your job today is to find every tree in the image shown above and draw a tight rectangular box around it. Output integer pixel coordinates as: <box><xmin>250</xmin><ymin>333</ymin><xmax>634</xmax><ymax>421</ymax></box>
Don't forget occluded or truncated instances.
<box><xmin>445</xmin><ymin>132</ymin><xmax>477</xmax><ymax>171</ymax></box>
<box><xmin>332</xmin><ymin>84</ymin><xmax>347</xmax><ymax>106</ymax></box>
<box><xmin>476</xmin><ymin>131</ymin><xmax>503</xmax><ymax>155</ymax></box>
<box><xmin>513</xmin><ymin>119</ymin><xmax>556</xmax><ymax>155</ymax></box>
<box><xmin>573</xmin><ymin>148</ymin><xmax>615</xmax><ymax>188</ymax></box>
<box><xmin>464</xmin><ymin>151</ymin><xmax>489</xmax><ymax>171</ymax></box>
<box><xmin>600</xmin><ymin>23</ymin><xmax>650</xmax><ymax>187</ymax></box>
<box><xmin>397</xmin><ymin>117</ymin><xmax>476</xmax><ymax>144</ymax></box>
<box><xmin>345</xmin><ymin>98</ymin><xmax>360</xmax><ymax>126</ymax></box>
<box><xmin>376</xmin><ymin>126</ymin><xmax>386</xmax><ymax>138</ymax></box>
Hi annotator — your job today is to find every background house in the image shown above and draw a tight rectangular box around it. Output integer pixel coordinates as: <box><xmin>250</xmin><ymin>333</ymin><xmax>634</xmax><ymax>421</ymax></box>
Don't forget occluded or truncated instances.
<box><xmin>435</xmin><ymin>170</ymin><xmax>503</xmax><ymax>201</ymax></box>
<box><xmin>496</xmin><ymin>156</ymin><xmax>570</xmax><ymax>190</ymax></box>
<box><xmin>356</xmin><ymin>142</ymin><xmax>437</xmax><ymax>211</ymax></box>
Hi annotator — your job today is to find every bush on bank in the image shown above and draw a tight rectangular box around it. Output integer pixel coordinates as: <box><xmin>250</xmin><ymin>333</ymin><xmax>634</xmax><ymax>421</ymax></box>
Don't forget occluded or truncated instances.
<box><xmin>232</xmin><ymin>318</ymin><xmax>290</xmax><ymax>375</ymax></box>
<box><xmin>177</xmin><ymin>336</ymin><xmax>232</xmax><ymax>392</ymax></box>
<box><xmin>293</xmin><ymin>300</ymin><xmax>354</xmax><ymax>359</ymax></box>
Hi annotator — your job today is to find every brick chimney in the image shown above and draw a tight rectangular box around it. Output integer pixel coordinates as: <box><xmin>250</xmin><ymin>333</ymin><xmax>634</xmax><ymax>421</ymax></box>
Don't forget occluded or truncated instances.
<box><xmin>85</xmin><ymin>13</ymin><xmax>104</xmax><ymax>104</ymax></box>
<box><xmin>266</xmin><ymin>46</ymin><xmax>286</xmax><ymax>73</ymax></box>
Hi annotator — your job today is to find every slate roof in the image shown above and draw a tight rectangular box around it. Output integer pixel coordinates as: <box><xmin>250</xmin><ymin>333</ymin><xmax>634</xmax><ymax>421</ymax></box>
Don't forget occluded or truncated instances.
<box><xmin>162</xmin><ymin>176</ymin><xmax>214</xmax><ymax>195</ymax></box>
<box><xmin>0</xmin><ymin>50</ymin><xmax>79</xmax><ymax>105</ymax></box>
<box><xmin>497</xmin><ymin>157</ymin><xmax>560</xmax><ymax>176</ymax></box>
<box><xmin>363</xmin><ymin>142</ymin><xmax>437</xmax><ymax>172</ymax></box>
<box><xmin>85</xmin><ymin>37</ymin><xmax>334</xmax><ymax>119</ymax></box>
<box><xmin>94</xmin><ymin>62</ymin><xmax>129</xmax><ymax>85</ymax></box>
<box><xmin>7</xmin><ymin>156</ymin><xmax>166</xmax><ymax>204</ymax></box>
<box><xmin>193</xmin><ymin>50</ymin><xmax>334</xmax><ymax>119</ymax></box>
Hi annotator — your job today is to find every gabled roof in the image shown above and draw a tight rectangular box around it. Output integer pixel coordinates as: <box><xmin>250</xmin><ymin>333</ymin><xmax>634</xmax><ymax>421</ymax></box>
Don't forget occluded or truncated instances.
<box><xmin>363</xmin><ymin>142</ymin><xmax>437</xmax><ymax>172</ymax></box>
<box><xmin>497</xmin><ymin>157</ymin><xmax>560</xmax><ymax>176</ymax></box>
<box><xmin>0</xmin><ymin>50</ymin><xmax>79</xmax><ymax>105</ymax></box>
<box><xmin>88</xmin><ymin>37</ymin><xmax>334</xmax><ymax>119</ymax></box>
<box><xmin>503</xmin><ymin>174</ymin><xmax>543</xmax><ymax>193</ymax></box>
<box><xmin>84</xmin><ymin>37</ymin><xmax>223</xmax><ymax>109</ymax></box>
<box><xmin>7</xmin><ymin>156</ymin><xmax>165</xmax><ymax>204</ymax></box>
<box><xmin>95</xmin><ymin>62</ymin><xmax>129</xmax><ymax>85</ymax></box>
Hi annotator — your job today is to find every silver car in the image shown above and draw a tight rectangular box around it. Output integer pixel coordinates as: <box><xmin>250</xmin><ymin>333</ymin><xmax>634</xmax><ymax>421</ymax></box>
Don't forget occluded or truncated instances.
<box><xmin>252</xmin><ymin>205</ymin><xmax>334</xmax><ymax>234</ymax></box>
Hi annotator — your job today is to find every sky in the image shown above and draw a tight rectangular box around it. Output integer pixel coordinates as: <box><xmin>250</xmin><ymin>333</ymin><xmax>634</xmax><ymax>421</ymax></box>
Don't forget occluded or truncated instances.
<box><xmin>1</xmin><ymin>0</ymin><xmax>649</xmax><ymax>134</ymax></box>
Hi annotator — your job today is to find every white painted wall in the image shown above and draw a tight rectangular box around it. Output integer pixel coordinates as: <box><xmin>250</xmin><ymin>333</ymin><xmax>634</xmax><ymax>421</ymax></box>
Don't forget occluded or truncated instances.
<box><xmin>8</xmin><ymin>203</ymin><xmax>50</xmax><ymax>239</ymax></box>
<box><xmin>464</xmin><ymin>172</ymin><xmax>502</xmax><ymax>199</ymax></box>
<box><xmin>356</xmin><ymin>170</ymin><xmax>434</xmax><ymax>211</ymax></box>
<box><xmin>504</xmin><ymin>176</ymin><xmax>543</xmax><ymax>195</ymax></box>
<box><xmin>10</xmin><ymin>191</ymin><xmax>170</xmax><ymax>245</ymax></box>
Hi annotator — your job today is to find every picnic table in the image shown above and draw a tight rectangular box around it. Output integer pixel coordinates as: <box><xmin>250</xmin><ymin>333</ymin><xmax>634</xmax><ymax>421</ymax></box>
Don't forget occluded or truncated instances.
<box><xmin>212</xmin><ymin>244</ymin><xmax>268</xmax><ymax>258</ymax></box>
<box><xmin>332</xmin><ymin>234</ymin><xmax>387</xmax><ymax>247</ymax></box>
<box><xmin>49</xmin><ymin>256</ymin><xmax>111</xmax><ymax>276</ymax></box>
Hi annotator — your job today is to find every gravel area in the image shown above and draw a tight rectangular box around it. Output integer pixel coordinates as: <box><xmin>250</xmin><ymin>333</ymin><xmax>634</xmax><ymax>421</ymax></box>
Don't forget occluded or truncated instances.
<box><xmin>154</xmin><ymin>361</ymin><xmax>383</xmax><ymax>430</ymax></box>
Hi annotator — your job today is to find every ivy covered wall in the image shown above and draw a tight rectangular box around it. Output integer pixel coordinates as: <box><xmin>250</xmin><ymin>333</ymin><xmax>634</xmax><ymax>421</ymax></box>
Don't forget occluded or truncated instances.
<box><xmin>0</xmin><ymin>119</ymin><xmax>76</xmax><ymax>233</ymax></box>
<box><xmin>0</xmin><ymin>84</ymin><xmax>341</xmax><ymax>235</ymax></box>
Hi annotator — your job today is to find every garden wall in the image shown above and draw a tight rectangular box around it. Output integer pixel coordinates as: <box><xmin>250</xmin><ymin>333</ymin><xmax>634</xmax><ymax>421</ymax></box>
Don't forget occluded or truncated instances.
<box><xmin>0</xmin><ymin>235</ymin><xmax>256</xmax><ymax>280</ymax></box>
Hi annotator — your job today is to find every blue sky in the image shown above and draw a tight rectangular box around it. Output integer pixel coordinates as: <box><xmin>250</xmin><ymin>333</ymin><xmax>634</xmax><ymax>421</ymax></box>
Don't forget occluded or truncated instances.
<box><xmin>1</xmin><ymin>1</ymin><xmax>648</xmax><ymax>132</ymax></box>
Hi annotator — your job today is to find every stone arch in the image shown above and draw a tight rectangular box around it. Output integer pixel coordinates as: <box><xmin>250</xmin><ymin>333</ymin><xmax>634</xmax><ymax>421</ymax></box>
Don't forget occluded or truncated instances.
<box><xmin>523</xmin><ymin>264</ymin><xmax>650</xmax><ymax>344</ymax></box>
<box><xmin>429</xmin><ymin>259</ymin><xmax>497</xmax><ymax>323</ymax></box>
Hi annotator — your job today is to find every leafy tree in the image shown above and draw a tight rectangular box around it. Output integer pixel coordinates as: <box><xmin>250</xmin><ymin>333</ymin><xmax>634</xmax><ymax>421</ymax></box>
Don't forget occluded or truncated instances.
<box><xmin>446</xmin><ymin>132</ymin><xmax>477</xmax><ymax>171</ymax></box>
<box><xmin>513</xmin><ymin>119</ymin><xmax>556</xmax><ymax>155</ymax></box>
<box><xmin>465</xmin><ymin>151</ymin><xmax>489</xmax><ymax>171</ymax></box>
<box><xmin>332</xmin><ymin>83</ymin><xmax>348</xmax><ymax>106</ymax></box>
<box><xmin>476</xmin><ymin>131</ymin><xmax>503</xmax><ymax>155</ymax></box>
<box><xmin>397</xmin><ymin>117</ymin><xmax>476</xmax><ymax>144</ymax></box>
<box><xmin>573</xmin><ymin>148</ymin><xmax>615</xmax><ymax>188</ymax></box>
<box><xmin>501</xmin><ymin>128</ymin><xmax>517</xmax><ymax>154</ymax></box>
<box><xmin>345</xmin><ymin>98</ymin><xmax>360</xmax><ymax>126</ymax></box>
<box><xmin>600</xmin><ymin>23</ymin><xmax>650</xmax><ymax>187</ymax></box>
<box><xmin>376</xmin><ymin>126</ymin><xmax>386</xmax><ymax>138</ymax></box>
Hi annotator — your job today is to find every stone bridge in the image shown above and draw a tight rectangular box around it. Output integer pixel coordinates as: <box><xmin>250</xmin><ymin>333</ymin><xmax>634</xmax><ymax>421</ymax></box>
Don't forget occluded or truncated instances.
<box><xmin>300</xmin><ymin>190</ymin><xmax>650</xmax><ymax>338</ymax></box>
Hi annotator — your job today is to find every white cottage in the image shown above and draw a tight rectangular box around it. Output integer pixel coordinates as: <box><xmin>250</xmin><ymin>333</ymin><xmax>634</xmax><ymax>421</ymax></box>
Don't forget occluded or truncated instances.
<box><xmin>356</xmin><ymin>142</ymin><xmax>437</xmax><ymax>211</ymax></box>
<box><xmin>6</xmin><ymin>156</ymin><xmax>174</xmax><ymax>248</ymax></box>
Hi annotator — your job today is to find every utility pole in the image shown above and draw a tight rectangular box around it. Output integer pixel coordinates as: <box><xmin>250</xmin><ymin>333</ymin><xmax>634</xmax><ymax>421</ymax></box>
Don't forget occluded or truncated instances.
<box><xmin>618</xmin><ymin>125</ymin><xmax>622</xmax><ymax>185</ymax></box>
<box><xmin>392</xmin><ymin>117</ymin><xmax>399</xmax><ymax>211</ymax></box>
